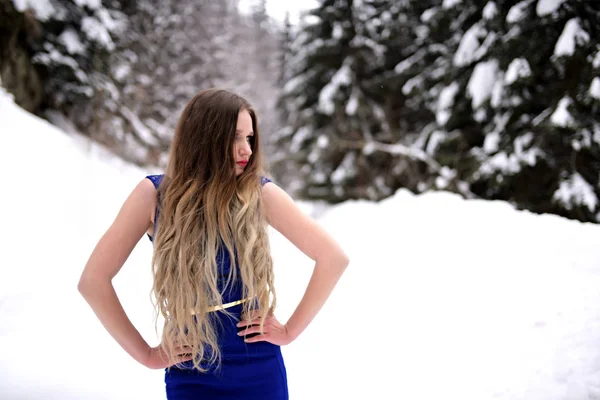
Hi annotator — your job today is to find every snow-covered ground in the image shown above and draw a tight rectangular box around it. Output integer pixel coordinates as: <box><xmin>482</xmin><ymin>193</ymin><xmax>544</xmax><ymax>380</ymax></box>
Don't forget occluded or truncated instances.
<box><xmin>1</xmin><ymin>88</ymin><xmax>599</xmax><ymax>399</ymax></box>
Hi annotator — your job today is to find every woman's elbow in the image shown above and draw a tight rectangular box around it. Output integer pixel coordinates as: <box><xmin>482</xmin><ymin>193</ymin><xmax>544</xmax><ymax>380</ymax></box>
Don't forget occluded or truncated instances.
<box><xmin>331</xmin><ymin>246</ymin><xmax>349</xmax><ymax>271</ymax></box>
<box><xmin>339</xmin><ymin>251</ymin><xmax>350</xmax><ymax>270</ymax></box>
<box><xmin>77</xmin><ymin>272</ymin><xmax>102</xmax><ymax>297</ymax></box>
<box><xmin>77</xmin><ymin>274</ymin><xmax>91</xmax><ymax>296</ymax></box>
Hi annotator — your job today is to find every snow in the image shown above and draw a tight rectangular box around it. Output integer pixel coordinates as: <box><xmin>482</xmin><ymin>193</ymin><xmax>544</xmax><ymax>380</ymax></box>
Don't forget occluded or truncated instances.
<box><xmin>554</xmin><ymin>18</ymin><xmax>590</xmax><ymax>58</ymax></box>
<box><xmin>290</xmin><ymin>126</ymin><xmax>311</xmax><ymax>153</ymax></box>
<box><xmin>479</xmin><ymin>132</ymin><xmax>539</xmax><ymax>175</ymax></box>
<box><xmin>349</xmin><ymin>34</ymin><xmax>386</xmax><ymax>61</ymax></box>
<box><xmin>467</xmin><ymin>59</ymin><xmax>500</xmax><ymax>109</ymax></box>
<box><xmin>474</xmin><ymin>108</ymin><xmax>487</xmax><ymax>122</ymax></box>
<box><xmin>363</xmin><ymin>141</ymin><xmax>442</xmax><ymax>174</ymax></box>
<box><xmin>590</xmin><ymin>77</ymin><xmax>600</xmax><ymax>100</ymax></box>
<box><xmin>506</xmin><ymin>0</ymin><xmax>532</xmax><ymax>24</ymax></box>
<box><xmin>395</xmin><ymin>49</ymin><xmax>426</xmax><ymax>74</ymax></box>
<box><xmin>2</xmin><ymin>87</ymin><xmax>600</xmax><ymax>400</ymax></box>
<box><xmin>95</xmin><ymin>8</ymin><xmax>127</xmax><ymax>33</ymax></box>
<box><xmin>483</xmin><ymin>1</ymin><xmax>498</xmax><ymax>20</ymax></box>
<box><xmin>472</xmin><ymin>32</ymin><xmax>497</xmax><ymax>62</ymax></box>
<box><xmin>34</xmin><ymin>46</ymin><xmax>79</xmax><ymax>70</ymax></box>
<box><xmin>59</xmin><ymin>29</ymin><xmax>86</xmax><ymax>55</ymax></box>
<box><xmin>483</xmin><ymin>131</ymin><xmax>501</xmax><ymax>153</ymax></box>
<box><xmin>318</xmin><ymin>63</ymin><xmax>352</xmax><ymax>115</ymax></box>
<box><xmin>332</xmin><ymin>22</ymin><xmax>344</xmax><ymax>39</ymax></box>
<box><xmin>593</xmin><ymin>51</ymin><xmax>600</xmax><ymax>68</ymax></box>
<box><xmin>436</xmin><ymin>82</ymin><xmax>459</xmax><ymax>125</ymax></box>
<box><xmin>331</xmin><ymin>152</ymin><xmax>356</xmax><ymax>184</ymax></box>
<box><xmin>380</xmin><ymin>11</ymin><xmax>392</xmax><ymax>22</ymax></box>
<box><xmin>594</xmin><ymin>124</ymin><xmax>600</xmax><ymax>147</ymax></box>
<box><xmin>316</xmin><ymin>135</ymin><xmax>329</xmax><ymax>148</ymax></box>
<box><xmin>442</xmin><ymin>0</ymin><xmax>461</xmax><ymax>9</ymax></box>
<box><xmin>426</xmin><ymin>130</ymin><xmax>446</xmax><ymax>155</ymax></box>
<box><xmin>505</xmin><ymin>57</ymin><xmax>532</xmax><ymax>84</ymax></box>
<box><xmin>345</xmin><ymin>91</ymin><xmax>358</xmax><ymax>115</ymax></box>
<box><xmin>550</xmin><ymin>96</ymin><xmax>575</xmax><ymax>127</ymax></box>
<box><xmin>553</xmin><ymin>173</ymin><xmax>598</xmax><ymax>212</ymax></box>
<box><xmin>491</xmin><ymin>78</ymin><xmax>505</xmax><ymax>108</ymax></box>
<box><xmin>282</xmin><ymin>74</ymin><xmax>305</xmax><ymax>94</ymax></box>
<box><xmin>536</xmin><ymin>0</ymin><xmax>567</xmax><ymax>17</ymax></box>
<box><xmin>514</xmin><ymin>131</ymin><xmax>534</xmax><ymax>153</ymax></box>
<box><xmin>453</xmin><ymin>23</ymin><xmax>486</xmax><ymax>67</ymax></box>
<box><xmin>402</xmin><ymin>76</ymin><xmax>423</xmax><ymax>95</ymax></box>
<box><xmin>479</xmin><ymin>147</ymin><xmax>541</xmax><ymax>175</ymax></box>
<box><xmin>483</xmin><ymin>112</ymin><xmax>511</xmax><ymax>148</ymax></box>
<box><xmin>571</xmin><ymin>129</ymin><xmax>592</xmax><ymax>151</ymax></box>
<box><xmin>120</xmin><ymin>107</ymin><xmax>160</xmax><ymax>146</ymax></box>
<box><xmin>12</xmin><ymin>0</ymin><xmax>55</xmax><ymax>21</ymax></box>
<box><xmin>81</xmin><ymin>16</ymin><xmax>116</xmax><ymax>51</ymax></box>
<box><xmin>421</xmin><ymin>7</ymin><xmax>438</xmax><ymax>23</ymax></box>
<box><xmin>238</xmin><ymin>0</ymin><xmax>318</xmax><ymax>25</ymax></box>
<box><xmin>74</xmin><ymin>0</ymin><xmax>101</xmax><ymax>10</ymax></box>
<box><xmin>32</xmin><ymin>44</ymin><xmax>91</xmax><ymax>87</ymax></box>
<box><xmin>313</xmin><ymin>171</ymin><xmax>327</xmax><ymax>184</ymax></box>
<box><xmin>434</xmin><ymin>166</ymin><xmax>455</xmax><ymax>189</ymax></box>
<box><xmin>307</xmin><ymin>149</ymin><xmax>319</xmax><ymax>164</ymax></box>
<box><xmin>113</xmin><ymin>64</ymin><xmax>131</xmax><ymax>81</ymax></box>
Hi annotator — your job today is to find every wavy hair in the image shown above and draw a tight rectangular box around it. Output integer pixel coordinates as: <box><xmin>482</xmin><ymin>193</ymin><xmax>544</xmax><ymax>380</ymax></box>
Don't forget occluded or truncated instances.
<box><xmin>151</xmin><ymin>88</ymin><xmax>275</xmax><ymax>371</ymax></box>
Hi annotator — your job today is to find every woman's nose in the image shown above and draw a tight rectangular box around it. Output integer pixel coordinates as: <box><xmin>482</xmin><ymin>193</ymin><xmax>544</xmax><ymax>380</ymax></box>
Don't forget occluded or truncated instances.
<box><xmin>241</xmin><ymin>142</ymin><xmax>252</xmax><ymax>156</ymax></box>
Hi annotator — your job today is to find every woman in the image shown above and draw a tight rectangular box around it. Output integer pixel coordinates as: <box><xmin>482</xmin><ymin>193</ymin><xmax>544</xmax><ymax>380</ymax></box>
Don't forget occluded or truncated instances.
<box><xmin>78</xmin><ymin>88</ymin><xmax>349</xmax><ymax>399</ymax></box>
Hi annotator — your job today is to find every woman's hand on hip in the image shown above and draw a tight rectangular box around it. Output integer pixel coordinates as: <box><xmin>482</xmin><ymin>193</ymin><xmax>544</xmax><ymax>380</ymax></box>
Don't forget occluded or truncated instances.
<box><xmin>236</xmin><ymin>314</ymin><xmax>294</xmax><ymax>346</ymax></box>
<box><xmin>142</xmin><ymin>342</ymin><xmax>194</xmax><ymax>369</ymax></box>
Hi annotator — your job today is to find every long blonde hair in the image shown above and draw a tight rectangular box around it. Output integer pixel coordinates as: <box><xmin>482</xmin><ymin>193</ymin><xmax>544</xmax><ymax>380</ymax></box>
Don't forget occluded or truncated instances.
<box><xmin>151</xmin><ymin>88</ymin><xmax>276</xmax><ymax>371</ymax></box>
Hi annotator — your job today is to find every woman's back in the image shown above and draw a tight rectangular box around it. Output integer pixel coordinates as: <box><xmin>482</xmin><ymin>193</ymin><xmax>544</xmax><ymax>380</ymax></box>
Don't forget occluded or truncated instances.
<box><xmin>145</xmin><ymin>174</ymin><xmax>288</xmax><ymax>399</ymax></box>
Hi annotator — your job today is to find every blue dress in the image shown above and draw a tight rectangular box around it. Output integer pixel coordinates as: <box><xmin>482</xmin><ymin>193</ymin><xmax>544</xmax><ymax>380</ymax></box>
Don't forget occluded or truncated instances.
<box><xmin>145</xmin><ymin>174</ymin><xmax>288</xmax><ymax>400</ymax></box>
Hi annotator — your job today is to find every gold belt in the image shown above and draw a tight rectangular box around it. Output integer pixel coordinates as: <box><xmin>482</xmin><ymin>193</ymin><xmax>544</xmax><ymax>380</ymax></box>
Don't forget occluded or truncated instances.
<box><xmin>191</xmin><ymin>298</ymin><xmax>250</xmax><ymax>314</ymax></box>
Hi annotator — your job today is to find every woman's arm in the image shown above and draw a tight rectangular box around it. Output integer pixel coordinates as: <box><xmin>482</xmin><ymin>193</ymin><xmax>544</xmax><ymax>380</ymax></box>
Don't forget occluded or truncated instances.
<box><xmin>259</xmin><ymin>182</ymin><xmax>349</xmax><ymax>341</ymax></box>
<box><xmin>78</xmin><ymin>178</ymin><xmax>158</xmax><ymax>366</ymax></box>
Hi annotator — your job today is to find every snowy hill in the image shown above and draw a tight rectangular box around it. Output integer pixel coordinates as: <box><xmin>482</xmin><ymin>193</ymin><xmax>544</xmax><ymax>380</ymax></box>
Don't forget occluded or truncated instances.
<box><xmin>0</xmin><ymin>88</ymin><xmax>599</xmax><ymax>399</ymax></box>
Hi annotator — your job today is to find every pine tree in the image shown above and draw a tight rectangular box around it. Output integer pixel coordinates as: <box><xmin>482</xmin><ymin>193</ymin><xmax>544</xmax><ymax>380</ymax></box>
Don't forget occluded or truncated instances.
<box><xmin>276</xmin><ymin>0</ymin><xmax>402</xmax><ymax>201</ymax></box>
<box><xmin>401</xmin><ymin>0</ymin><xmax>491</xmax><ymax>194</ymax></box>
<box><xmin>276</xmin><ymin>0</ymin><xmax>599</xmax><ymax>223</ymax></box>
<box><xmin>359</xmin><ymin>0</ymin><xmax>472</xmax><ymax>196</ymax></box>
<box><xmin>429</xmin><ymin>0</ymin><xmax>600</xmax><ymax>222</ymax></box>
<box><xmin>9</xmin><ymin>0</ymin><xmax>127</xmax><ymax>111</ymax></box>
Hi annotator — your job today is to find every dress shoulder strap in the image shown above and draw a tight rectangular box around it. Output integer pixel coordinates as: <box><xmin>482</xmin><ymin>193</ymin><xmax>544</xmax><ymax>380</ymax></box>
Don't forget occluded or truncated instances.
<box><xmin>260</xmin><ymin>176</ymin><xmax>272</xmax><ymax>186</ymax></box>
<box><xmin>146</xmin><ymin>174</ymin><xmax>164</xmax><ymax>189</ymax></box>
<box><xmin>145</xmin><ymin>174</ymin><xmax>164</xmax><ymax>243</ymax></box>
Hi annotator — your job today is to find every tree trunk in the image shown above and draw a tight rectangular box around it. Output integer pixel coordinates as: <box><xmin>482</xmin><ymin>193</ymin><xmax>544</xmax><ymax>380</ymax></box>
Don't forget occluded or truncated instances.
<box><xmin>0</xmin><ymin>0</ymin><xmax>44</xmax><ymax>113</ymax></box>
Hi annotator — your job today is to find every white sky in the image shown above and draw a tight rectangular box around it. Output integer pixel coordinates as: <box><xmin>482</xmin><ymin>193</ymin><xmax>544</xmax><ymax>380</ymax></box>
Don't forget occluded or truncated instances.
<box><xmin>238</xmin><ymin>0</ymin><xmax>318</xmax><ymax>24</ymax></box>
